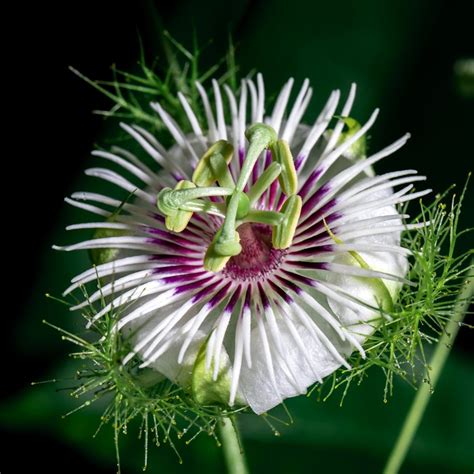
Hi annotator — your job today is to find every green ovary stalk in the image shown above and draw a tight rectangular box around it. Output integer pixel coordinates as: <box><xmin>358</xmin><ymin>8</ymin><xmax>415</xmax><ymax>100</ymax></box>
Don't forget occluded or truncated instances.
<box><xmin>157</xmin><ymin>122</ymin><xmax>302</xmax><ymax>273</ymax></box>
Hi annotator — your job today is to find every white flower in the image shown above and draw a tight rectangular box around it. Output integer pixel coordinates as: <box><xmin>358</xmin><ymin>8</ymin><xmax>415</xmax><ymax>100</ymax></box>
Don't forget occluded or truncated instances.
<box><xmin>56</xmin><ymin>74</ymin><xmax>429</xmax><ymax>414</ymax></box>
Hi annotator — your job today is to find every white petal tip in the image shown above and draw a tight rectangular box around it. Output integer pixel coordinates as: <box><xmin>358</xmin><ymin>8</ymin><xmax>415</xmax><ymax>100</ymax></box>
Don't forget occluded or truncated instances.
<box><xmin>122</xmin><ymin>353</ymin><xmax>135</xmax><ymax>365</ymax></box>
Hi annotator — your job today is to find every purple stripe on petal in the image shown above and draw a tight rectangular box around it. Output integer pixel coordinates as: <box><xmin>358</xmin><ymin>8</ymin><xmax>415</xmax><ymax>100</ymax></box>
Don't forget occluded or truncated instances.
<box><xmin>243</xmin><ymin>285</ymin><xmax>252</xmax><ymax>309</ymax></box>
<box><xmin>186</xmin><ymin>218</ymin><xmax>217</xmax><ymax>239</ymax></box>
<box><xmin>300</xmin><ymin>182</ymin><xmax>332</xmax><ymax>217</ymax></box>
<box><xmin>289</xmin><ymin>244</ymin><xmax>334</xmax><ymax>257</ymax></box>
<box><xmin>288</xmin><ymin>261</ymin><xmax>329</xmax><ymax>271</ymax></box>
<box><xmin>281</xmin><ymin>269</ymin><xmax>316</xmax><ymax>288</ymax></box>
<box><xmin>299</xmin><ymin>199</ymin><xmax>338</xmax><ymax>229</ymax></box>
<box><xmin>172</xmin><ymin>172</ymin><xmax>185</xmax><ymax>182</ymax></box>
<box><xmin>153</xmin><ymin>264</ymin><xmax>204</xmax><ymax>276</ymax></box>
<box><xmin>146</xmin><ymin>238</ymin><xmax>197</xmax><ymax>254</ymax></box>
<box><xmin>148</xmin><ymin>213</ymin><xmax>212</xmax><ymax>241</ymax></box>
<box><xmin>144</xmin><ymin>227</ymin><xmax>200</xmax><ymax>247</ymax></box>
<box><xmin>252</xmin><ymin>163</ymin><xmax>259</xmax><ymax>186</ymax></box>
<box><xmin>150</xmin><ymin>255</ymin><xmax>200</xmax><ymax>264</ymax></box>
<box><xmin>208</xmin><ymin>281</ymin><xmax>233</xmax><ymax>308</ymax></box>
<box><xmin>296</xmin><ymin>211</ymin><xmax>342</xmax><ymax>239</ymax></box>
<box><xmin>257</xmin><ymin>282</ymin><xmax>270</xmax><ymax>309</ymax></box>
<box><xmin>299</xmin><ymin>167</ymin><xmax>323</xmax><ymax>200</ymax></box>
<box><xmin>179</xmin><ymin>225</ymin><xmax>210</xmax><ymax>241</ymax></box>
<box><xmin>294</xmin><ymin>154</ymin><xmax>304</xmax><ymax>171</ymax></box>
<box><xmin>264</xmin><ymin>149</ymin><xmax>273</xmax><ymax>168</ymax></box>
<box><xmin>274</xmin><ymin>274</ymin><xmax>303</xmax><ymax>295</ymax></box>
<box><xmin>293</xmin><ymin>232</ymin><xmax>331</xmax><ymax>248</ymax></box>
<box><xmin>225</xmin><ymin>285</ymin><xmax>242</xmax><ymax>313</ymax></box>
<box><xmin>163</xmin><ymin>271</ymin><xmax>207</xmax><ymax>285</ymax></box>
<box><xmin>268</xmin><ymin>279</ymin><xmax>293</xmax><ymax>304</ymax></box>
<box><xmin>192</xmin><ymin>213</ymin><xmax>220</xmax><ymax>231</ymax></box>
<box><xmin>192</xmin><ymin>281</ymin><xmax>221</xmax><ymax>303</ymax></box>
<box><xmin>149</xmin><ymin>212</ymin><xmax>165</xmax><ymax>223</ymax></box>
<box><xmin>268</xmin><ymin>179</ymin><xmax>278</xmax><ymax>210</ymax></box>
<box><xmin>239</xmin><ymin>148</ymin><xmax>245</xmax><ymax>168</ymax></box>
<box><xmin>174</xmin><ymin>275</ymin><xmax>215</xmax><ymax>294</ymax></box>
<box><xmin>275</xmin><ymin>192</ymin><xmax>286</xmax><ymax>211</ymax></box>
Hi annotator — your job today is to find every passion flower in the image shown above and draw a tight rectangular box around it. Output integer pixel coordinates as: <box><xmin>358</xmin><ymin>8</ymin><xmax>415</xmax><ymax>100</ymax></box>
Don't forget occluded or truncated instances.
<box><xmin>56</xmin><ymin>75</ymin><xmax>429</xmax><ymax>414</ymax></box>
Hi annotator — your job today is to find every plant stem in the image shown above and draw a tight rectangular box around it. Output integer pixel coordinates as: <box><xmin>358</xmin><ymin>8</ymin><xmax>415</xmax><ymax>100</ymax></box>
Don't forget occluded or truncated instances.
<box><xmin>219</xmin><ymin>416</ymin><xmax>249</xmax><ymax>474</ymax></box>
<box><xmin>383</xmin><ymin>267</ymin><xmax>474</xmax><ymax>474</ymax></box>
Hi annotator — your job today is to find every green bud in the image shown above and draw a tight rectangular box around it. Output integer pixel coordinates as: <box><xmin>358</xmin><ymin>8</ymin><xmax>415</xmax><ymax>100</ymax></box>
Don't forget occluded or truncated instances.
<box><xmin>272</xmin><ymin>194</ymin><xmax>302</xmax><ymax>249</ymax></box>
<box><xmin>191</xmin><ymin>337</ymin><xmax>234</xmax><ymax>406</ymax></box>
<box><xmin>323</xmin><ymin>218</ymin><xmax>393</xmax><ymax>312</ymax></box>
<box><xmin>270</xmin><ymin>139</ymin><xmax>298</xmax><ymax>195</ymax></box>
<box><xmin>334</xmin><ymin>116</ymin><xmax>366</xmax><ymax>159</ymax></box>
<box><xmin>88</xmin><ymin>226</ymin><xmax>125</xmax><ymax>265</ymax></box>
<box><xmin>192</xmin><ymin>140</ymin><xmax>234</xmax><ymax>187</ymax></box>
<box><xmin>348</xmin><ymin>251</ymin><xmax>394</xmax><ymax>312</ymax></box>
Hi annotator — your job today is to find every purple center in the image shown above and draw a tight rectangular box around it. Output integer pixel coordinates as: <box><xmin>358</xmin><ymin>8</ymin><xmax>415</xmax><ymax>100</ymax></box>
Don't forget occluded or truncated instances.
<box><xmin>222</xmin><ymin>223</ymin><xmax>286</xmax><ymax>281</ymax></box>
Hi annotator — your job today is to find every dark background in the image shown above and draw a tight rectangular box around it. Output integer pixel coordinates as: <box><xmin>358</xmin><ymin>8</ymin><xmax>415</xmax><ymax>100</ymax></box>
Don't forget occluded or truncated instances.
<box><xmin>3</xmin><ymin>0</ymin><xmax>473</xmax><ymax>472</ymax></box>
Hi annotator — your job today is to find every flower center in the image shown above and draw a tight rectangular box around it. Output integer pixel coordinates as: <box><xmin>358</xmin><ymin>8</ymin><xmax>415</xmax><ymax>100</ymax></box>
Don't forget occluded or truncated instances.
<box><xmin>222</xmin><ymin>223</ymin><xmax>286</xmax><ymax>281</ymax></box>
<box><xmin>156</xmin><ymin>123</ymin><xmax>302</xmax><ymax>273</ymax></box>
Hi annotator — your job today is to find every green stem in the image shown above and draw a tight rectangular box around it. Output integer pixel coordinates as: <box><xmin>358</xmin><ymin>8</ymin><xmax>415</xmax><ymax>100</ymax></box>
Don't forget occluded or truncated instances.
<box><xmin>383</xmin><ymin>265</ymin><xmax>474</xmax><ymax>474</ymax></box>
<box><xmin>219</xmin><ymin>416</ymin><xmax>249</xmax><ymax>474</ymax></box>
<box><xmin>179</xmin><ymin>199</ymin><xmax>225</xmax><ymax>216</ymax></box>
<box><xmin>236</xmin><ymin>127</ymin><xmax>275</xmax><ymax>192</ymax></box>
<box><xmin>247</xmin><ymin>162</ymin><xmax>282</xmax><ymax>206</ymax></box>
<box><xmin>171</xmin><ymin>186</ymin><xmax>233</xmax><ymax>202</ymax></box>
<box><xmin>243</xmin><ymin>209</ymin><xmax>284</xmax><ymax>226</ymax></box>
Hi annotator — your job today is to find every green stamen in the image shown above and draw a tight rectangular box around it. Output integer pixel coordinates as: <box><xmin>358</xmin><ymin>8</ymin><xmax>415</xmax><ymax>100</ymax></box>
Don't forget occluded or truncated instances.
<box><xmin>230</xmin><ymin>190</ymin><xmax>250</xmax><ymax>220</ymax></box>
<box><xmin>210</xmin><ymin>153</ymin><xmax>235</xmax><ymax>188</ymax></box>
<box><xmin>247</xmin><ymin>162</ymin><xmax>282</xmax><ymax>206</ymax></box>
<box><xmin>237</xmin><ymin>123</ymin><xmax>277</xmax><ymax>191</ymax></box>
<box><xmin>193</xmin><ymin>140</ymin><xmax>234</xmax><ymax>186</ymax></box>
<box><xmin>178</xmin><ymin>199</ymin><xmax>225</xmax><ymax>216</ymax></box>
<box><xmin>272</xmin><ymin>195</ymin><xmax>302</xmax><ymax>249</ymax></box>
<box><xmin>162</xmin><ymin>180</ymin><xmax>196</xmax><ymax>232</ymax></box>
<box><xmin>155</xmin><ymin>122</ymin><xmax>302</xmax><ymax>272</ymax></box>
<box><xmin>270</xmin><ymin>139</ymin><xmax>298</xmax><ymax>195</ymax></box>
<box><xmin>215</xmin><ymin>124</ymin><xmax>278</xmax><ymax>257</ymax></box>
<box><xmin>157</xmin><ymin>185</ymin><xmax>233</xmax><ymax>216</ymax></box>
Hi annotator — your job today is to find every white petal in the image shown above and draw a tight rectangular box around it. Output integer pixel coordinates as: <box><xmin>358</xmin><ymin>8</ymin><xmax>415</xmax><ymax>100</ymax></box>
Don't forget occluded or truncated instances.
<box><xmin>238</xmin><ymin>304</ymin><xmax>345</xmax><ymax>414</ymax></box>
